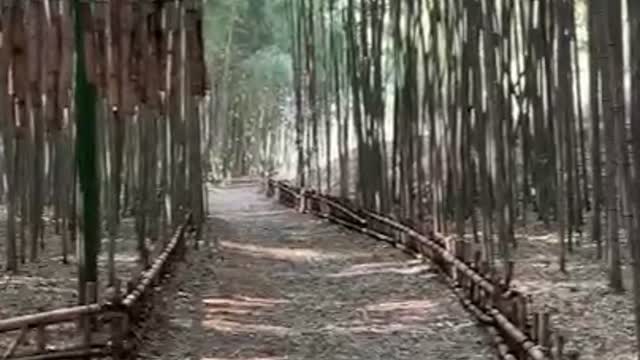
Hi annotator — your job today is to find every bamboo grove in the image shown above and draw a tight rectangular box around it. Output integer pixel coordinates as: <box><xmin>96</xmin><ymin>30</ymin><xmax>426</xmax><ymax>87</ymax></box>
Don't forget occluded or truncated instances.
<box><xmin>286</xmin><ymin>0</ymin><xmax>640</xmax><ymax>344</ymax></box>
<box><xmin>0</xmin><ymin>0</ymin><xmax>208</xmax><ymax>304</ymax></box>
<box><xmin>201</xmin><ymin>0</ymin><xmax>295</xmax><ymax>181</ymax></box>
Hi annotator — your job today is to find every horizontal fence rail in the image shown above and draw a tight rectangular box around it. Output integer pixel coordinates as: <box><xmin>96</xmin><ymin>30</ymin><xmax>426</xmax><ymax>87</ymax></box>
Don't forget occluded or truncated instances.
<box><xmin>266</xmin><ymin>179</ymin><xmax>577</xmax><ymax>360</ymax></box>
<box><xmin>0</xmin><ymin>213</ymin><xmax>193</xmax><ymax>360</ymax></box>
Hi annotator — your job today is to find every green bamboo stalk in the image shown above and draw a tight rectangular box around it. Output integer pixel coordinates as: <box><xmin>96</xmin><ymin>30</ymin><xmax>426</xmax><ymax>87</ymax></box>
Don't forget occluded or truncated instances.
<box><xmin>73</xmin><ymin>0</ymin><xmax>99</xmax><ymax>304</ymax></box>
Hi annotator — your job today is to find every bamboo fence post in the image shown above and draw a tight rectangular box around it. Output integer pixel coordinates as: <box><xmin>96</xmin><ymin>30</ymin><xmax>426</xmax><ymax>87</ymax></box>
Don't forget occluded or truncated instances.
<box><xmin>301</xmin><ymin>188</ymin><xmax>307</xmax><ymax>212</ymax></box>
<box><xmin>110</xmin><ymin>278</ymin><xmax>125</xmax><ymax>360</ymax></box>
<box><xmin>36</xmin><ymin>323</ymin><xmax>47</xmax><ymax>352</ymax></box>
<box><xmin>2</xmin><ymin>326</ymin><xmax>28</xmax><ymax>359</ymax></box>
<box><xmin>81</xmin><ymin>281</ymin><xmax>97</xmax><ymax>358</ymax></box>
<box><xmin>539</xmin><ymin>312</ymin><xmax>550</xmax><ymax>353</ymax></box>
<box><xmin>505</xmin><ymin>261</ymin><xmax>515</xmax><ymax>289</ymax></box>
<box><xmin>532</xmin><ymin>312</ymin><xmax>539</xmax><ymax>342</ymax></box>
<box><xmin>553</xmin><ymin>334</ymin><xmax>564</xmax><ymax>360</ymax></box>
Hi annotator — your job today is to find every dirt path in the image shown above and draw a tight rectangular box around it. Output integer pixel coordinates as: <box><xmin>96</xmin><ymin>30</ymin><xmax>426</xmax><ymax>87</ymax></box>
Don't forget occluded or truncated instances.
<box><xmin>139</xmin><ymin>184</ymin><xmax>493</xmax><ymax>359</ymax></box>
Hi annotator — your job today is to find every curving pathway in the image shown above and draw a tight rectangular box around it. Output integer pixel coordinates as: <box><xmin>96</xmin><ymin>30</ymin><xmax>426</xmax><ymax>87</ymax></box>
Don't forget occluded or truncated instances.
<box><xmin>139</xmin><ymin>183</ymin><xmax>494</xmax><ymax>360</ymax></box>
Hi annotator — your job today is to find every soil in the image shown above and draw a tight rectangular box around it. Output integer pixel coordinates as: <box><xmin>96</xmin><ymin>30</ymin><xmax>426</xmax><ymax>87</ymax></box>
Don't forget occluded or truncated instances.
<box><xmin>138</xmin><ymin>184</ymin><xmax>494</xmax><ymax>359</ymax></box>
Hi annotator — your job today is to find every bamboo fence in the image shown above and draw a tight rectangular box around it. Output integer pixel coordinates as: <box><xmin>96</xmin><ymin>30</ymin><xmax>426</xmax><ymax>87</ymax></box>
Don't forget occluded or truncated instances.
<box><xmin>267</xmin><ymin>179</ymin><xmax>579</xmax><ymax>360</ymax></box>
<box><xmin>0</xmin><ymin>214</ymin><xmax>192</xmax><ymax>360</ymax></box>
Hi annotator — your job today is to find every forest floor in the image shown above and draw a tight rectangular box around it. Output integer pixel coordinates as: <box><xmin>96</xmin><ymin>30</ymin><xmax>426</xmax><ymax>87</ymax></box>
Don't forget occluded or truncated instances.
<box><xmin>501</xmin><ymin>219</ymin><xmax>638</xmax><ymax>360</ymax></box>
<box><xmin>138</xmin><ymin>183</ymin><xmax>494</xmax><ymax>360</ymax></box>
<box><xmin>0</xmin><ymin>211</ymin><xmax>162</xmax><ymax>353</ymax></box>
<box><xmin>312</xmin><ymin>159</ymin><xmax>638</xmax><ymax>360</ymax></box>
<box><xmin>2</xmin><ymin>178</ymin><xmax>630</xmax><ymax>359</ymax></box>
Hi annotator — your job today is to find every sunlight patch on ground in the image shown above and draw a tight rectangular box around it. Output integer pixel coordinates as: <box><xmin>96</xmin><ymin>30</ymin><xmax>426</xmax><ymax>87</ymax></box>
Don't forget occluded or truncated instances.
<box><xmin>523</xmin><ymin>233</ymin><xmax>557</xmax><ymax>242</ymax></box>
<box><xmin>169</xmin><ymin>317</ymin><xmax>193</xmax><ymax>329</ymax></box>
<box><xmin>202</xmin><ymin>295</ymin><xmax>291</xmax><ymax>336</ymax></box>
<box><xmin>365</xmin><ymin>300</ymin><xmax>437</xmax><ymax>313</ymax></box>
<box><xmin>327</xmin><ymin>264</ymin><xmax>432</xmax><ymax>278</ymax></box>
<box><xmin>345</xmin><ymin>259</ymin><xmax>423</xmax><ymax>271</ymax></box>
<box><xmin>326</xmin><ymin>260</ymin><xmax>432</xmax><ymax>278</ymax></box>
<box><xmin>202</xmin><ymin>357</ymin><xmax>287</xmax><ymax>360</ymax></box>
<box><xmin>220</xmin><ymin>240</ymin><xmax>352</xmax><ymax>262</ymax></box>
<box><xmin>203</xmin><ymin>296</ymin><xmax>289</xmax><ymax>308</ymax></box>
<box><xmin>97</xmin><ymin>253</ymin><xmax>138</xmax><ymax>263</ymax></box>
<box><xmin>324</xmin><ymin>323</ymin><xmax>431</xmax><ymax>335</ymax></box>
<box><xmin>359</xmin><ymin>299</ymin><xmax>440</xmax><ymax>326</ymax></box>
<box><xmin>224</xmin><ymin>210</ymin><xmax>291</xmax><ymax>217</ymax></box>
<box><xmin>511</xmin><ymin>277</ymin><xmax>608</xmax><ymax>296</ymax></box>
<box><xmin>202</xmin><ymin>318</ymin><xmax>290</xmax><ymax>337</ymax></box>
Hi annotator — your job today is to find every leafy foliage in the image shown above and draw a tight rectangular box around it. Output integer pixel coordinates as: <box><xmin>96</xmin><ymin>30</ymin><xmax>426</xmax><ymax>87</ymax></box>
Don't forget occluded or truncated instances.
<box><xmin>204</xmin><ymin>0</ymin><xmax>294</xmax><ymax>175</ymax></box>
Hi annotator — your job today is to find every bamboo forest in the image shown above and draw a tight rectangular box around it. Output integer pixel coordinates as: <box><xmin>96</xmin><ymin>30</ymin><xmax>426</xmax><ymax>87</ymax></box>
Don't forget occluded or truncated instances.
<box><xmin>1</xmin><ymin>0</ymin><xmax>640</xmax><ymax>359</ymax></box>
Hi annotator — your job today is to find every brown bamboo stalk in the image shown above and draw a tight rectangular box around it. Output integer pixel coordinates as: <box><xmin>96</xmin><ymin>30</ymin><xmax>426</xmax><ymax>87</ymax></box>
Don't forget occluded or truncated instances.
<box><xmin>57</xmin><ymin>0</ymin><xmax>72</xmax><ymax>119</ymax></box>
<box><xmin>119</xmin><ymin>0</ymin><xmax>134</xmax><ymax>115</ymax></box>
<box><xmin>147</xmin><ymin>3</ymin><xmax>162</xmax><ymax>109</ymax></box>
<box><xmin>45</xmin><ymin>1</ymin><xmax>61</xmax><ymax>129</ymax></box>
<box><xmin>108</xmin><ymin>0</ymin><xmax>120</xmax><ymax>108</ymax></box>
<box><xmin>10</xmin><ymin>1</ymin><xmax>27</xmax><ymax>119</ymax></box>
<box><xmin>26</xmin><ymin>0</ymin><xmax>43</xmax><ymax>99</ymax></box>
<box><xmin>94</xmin><ymin>0</ymin><xmax>108</xmax><ymax>96</ymax></box>
<box><xmin>130</xmin><ymin>2</ymin><xmax>145</xmax><ymax>103</ymax></box>
<box><xmin>184</xmin><ymin>0</ymin><xmax>205</xmax><ymax>96</ymax></box>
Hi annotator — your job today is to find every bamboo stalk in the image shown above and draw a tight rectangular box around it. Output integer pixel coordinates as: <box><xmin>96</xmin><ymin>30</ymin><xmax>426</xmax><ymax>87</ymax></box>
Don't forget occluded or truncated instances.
<box><xmin>0</xmin><ymin>304</ymin><xmax>101</xmax><ymax>333</ymax></box>
<box><xmin>109</xmin><ymin>278</ymin><xmax>125</xmax><ymax>360</ymax></box>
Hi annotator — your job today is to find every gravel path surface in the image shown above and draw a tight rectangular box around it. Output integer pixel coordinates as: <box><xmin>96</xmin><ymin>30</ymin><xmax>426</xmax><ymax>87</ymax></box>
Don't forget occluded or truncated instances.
<box><xmin>139</xmin><ymin>184</ymin><xmax>494</xmax><ymax>360</ymax></box>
